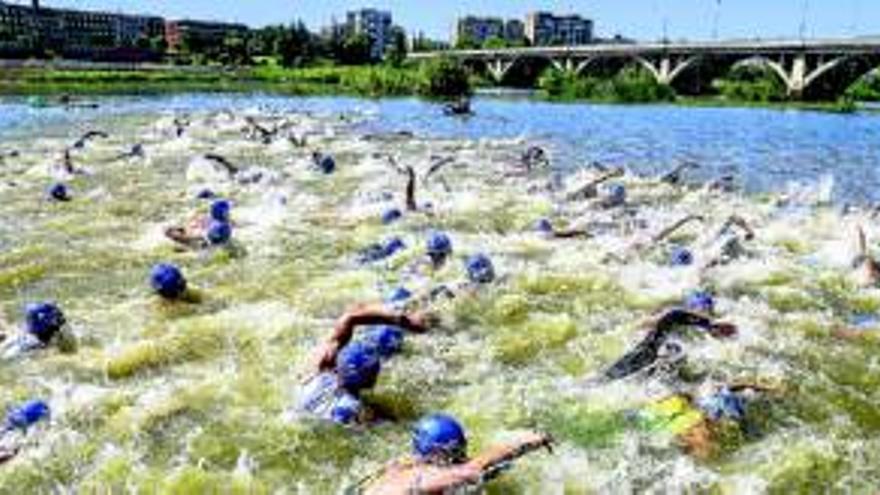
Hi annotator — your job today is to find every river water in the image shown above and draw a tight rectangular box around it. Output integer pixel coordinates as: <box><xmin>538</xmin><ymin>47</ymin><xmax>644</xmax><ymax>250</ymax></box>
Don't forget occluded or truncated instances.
<box><xmin>1</xmin><ymin>94</ymin><xmax>880</xmax><ymax>493</ymax></box>
<box><xmin>2</xmin><ymin>94</ymin><xmax>879</xmax><ymax>203</ymax></box>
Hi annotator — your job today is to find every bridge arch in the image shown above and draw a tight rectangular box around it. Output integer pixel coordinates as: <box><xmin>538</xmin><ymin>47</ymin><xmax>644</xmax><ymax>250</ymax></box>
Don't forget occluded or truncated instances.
<box><xmin>730</xmin><ymin>56</ymin><xmax>791</xmax><ymax>88</ymax></box>
<box><xmin>801</xmin><ymin>54</ymin><xmax>880</xmax><ymax>100</ymax></box>
<box><xmin>487</xmin><ymin>54</ymin><xmax>556</xmax><ymax>86</ymax></box>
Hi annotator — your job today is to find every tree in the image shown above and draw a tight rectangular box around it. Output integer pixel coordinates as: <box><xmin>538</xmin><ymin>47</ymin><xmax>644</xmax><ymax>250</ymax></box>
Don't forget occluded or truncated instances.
<box><xmin>418</xmin><ymin>57</ymin><xmax>472</xmax><ymax>98</ymax></box>
<box><xmin>454</xmin><ymin>35</ymin><xmax>479</xmax><ymax>50</ymax></box>
<box><xmin>483</xmin><ymin>36</ymin><xmax>508</xmax><ymax>50</ymax></box>
<box><xmin>221</xmin><ymin>35</ymin><xmax>250</xmax><ymax>66</ymax></box>
<box><xmin>385</xmin><ymin>25</ymin><xmax>407</xmax><ymax>66</ymax></box>
<box><xmin>340</xmin><ymin>32</ymin><xmax>372</xmax><ymax>65</ymax></box>
<box><xmin>149</xmin><ymin>36</ymin><xmax>168</xmax><ymax>55</ymax></box>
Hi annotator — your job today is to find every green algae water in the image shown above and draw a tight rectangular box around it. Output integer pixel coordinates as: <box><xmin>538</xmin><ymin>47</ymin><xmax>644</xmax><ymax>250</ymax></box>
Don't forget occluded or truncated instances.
<box><xmin>1</xmin><ymin>95</ymin><xmax>880</xmax><ymax>493</ymax></box>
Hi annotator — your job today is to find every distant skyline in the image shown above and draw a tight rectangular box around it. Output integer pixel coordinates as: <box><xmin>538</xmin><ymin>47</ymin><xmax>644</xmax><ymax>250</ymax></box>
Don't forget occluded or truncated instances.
<box><xmin>5</xmin><ymin>1</ymin><xmax>878</xmax><ymax>42</ymax></box>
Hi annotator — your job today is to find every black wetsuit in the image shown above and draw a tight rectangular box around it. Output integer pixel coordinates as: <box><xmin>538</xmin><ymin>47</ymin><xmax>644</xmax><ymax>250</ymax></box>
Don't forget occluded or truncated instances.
<box><xmin>603</xmin><ymin>310</ymin><xmax>712</xmax><ymax>381</ymax></box>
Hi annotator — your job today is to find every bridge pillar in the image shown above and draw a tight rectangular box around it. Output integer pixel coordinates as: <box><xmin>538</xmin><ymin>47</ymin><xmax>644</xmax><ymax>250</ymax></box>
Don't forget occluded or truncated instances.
<box><xmin>657</xmin><ymin>57</ymin><xmax>673</xmax><ymax>84</ymax></box>
<box><xmin>487</xmin><ymin>59</ymin><xmax>514</xmax><ymax>83</ymax></box>
<box><xmin>787</xmin><ymin>54</ymin><xmax>807</xmax><ymax>98</ymax></box>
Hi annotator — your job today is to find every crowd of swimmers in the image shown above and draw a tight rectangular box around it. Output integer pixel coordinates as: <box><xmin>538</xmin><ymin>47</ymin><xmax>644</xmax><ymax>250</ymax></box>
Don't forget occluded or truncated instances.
<box><xmin>3</xmin><ymin>110</ymin><xmax>877</xmax><ymax>492</ymax></box>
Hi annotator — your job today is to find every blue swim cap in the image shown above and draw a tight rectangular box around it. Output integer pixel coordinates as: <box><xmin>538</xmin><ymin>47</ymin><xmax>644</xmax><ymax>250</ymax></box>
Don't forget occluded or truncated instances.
<box><xmin>24</xmin><ymin>302</ymin><xmax>66</xmax><ymax>343</ymax></box>
<box><xmin>48</xmin><ymin>183</ymin><xmax>70</xmax><ymax>202</ymax></box>
<box><xmin>426</xmin><ymin>231</ymin><xmax>453</xmax><ymax>259</ymax></box>
<box><xmin>330</xmin><ymin>394</ymin><xmax>362</xmax><ymax>425</ymax></box>
<box><xmin>386</xmin><ymin>286</ymin><xmax>412</xmax><ymax>305</ymax></box>
<box><xmin>150</xmin><ymin>263</ymin><xmax>187</xmax><ymax>300</ymax></box>
<box><xmin>606</xmin><ymin>183</ymin><xmax>626</xmax><ymax>206</ymax></box>
<box><xmin>685</xmin><ymin>290</ymin><xmax>715</xmax><ymax>314</ymax></box>
<box><xmin>381</xmin><ymin>208</ymin><xmax>403</xmax><ymax>225</ymax></box>
<box><xmin>362</xmin><ymin>325</ymin><xmax>405</xmax><ymax>359</ymax></box>
<box><xmin>5</xmin><ymin>399</ymin><xmax>50</xmax><ymax>431</ymax></box>
<box><xmin>535</xmin><ymin>218</ymin><xmax>554</xmax><ymax>233</ymax></box>
<box><xmin>670</xmin><ymin>246</ymin><xmax>694</xmax><ymax>267</ymax></box>
<box><xmin>412</xmin><ymin>413</ymin><xmax>468</xmax><ymax>464</ymax></box>
<box><xmin>465</xmin><ymin>254</ymin><xmax>496</xmax><ymax>284</ymax></box>
<box><xmin>316</xmin><ymin>154</ymin><xmax>336</xmax><ymax>174</ymax></box>
<box><xmin>206</xmin><ymin>221</ymin><xmax>232</xmax><ymax>245</ymax></box>
<box><xmin>335</xmin><ymin>341</ymin><xmax>381</xmax><ymax>393</ymax></box>
<box><xmin>383</xmin><ymin>237</ymin><xmax>407</xmax><ymax>257</ymax></box>
<box><xmin>196</xmin><ymin>189</ymin><xmax>216</xmax><ymax>200</ymax></box>
<box><xmin>697</xmin><ymin>388</ymin><xmax>746</xmax><ymax>421</ymax></box>
<box><xmin>210</xmin><ymin>199</ymin><xmax>231</xmax><ymax>222</ymax></box>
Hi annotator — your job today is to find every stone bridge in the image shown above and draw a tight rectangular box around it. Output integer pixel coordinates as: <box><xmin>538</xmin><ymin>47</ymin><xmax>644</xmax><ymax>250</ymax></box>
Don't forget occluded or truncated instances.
<box><xmin>409</xmin><ymin>38</ymin><xmax>880</xmax><ymax>99</ymax></box>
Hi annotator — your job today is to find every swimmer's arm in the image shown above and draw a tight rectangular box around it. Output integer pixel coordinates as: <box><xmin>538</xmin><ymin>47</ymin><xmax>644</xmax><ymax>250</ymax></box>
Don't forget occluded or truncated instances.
<box><xmin>654</xmin><ymin>309</ymin><xmax>735</xmax><ymax>338</ymax></box>
<box><xmin>315</xmin><ymin>306</ymin><xmax>431</xmax><ymax>371</ymax></box>
<box><xmin>465</xmin><ymin>432</ymin><xmax>554</xmax><ymax>474</ymax></box>
<box><xmin>404</xmin><ymin>165</ymin><xmax>417</xmax><ymax>211</ymax></box>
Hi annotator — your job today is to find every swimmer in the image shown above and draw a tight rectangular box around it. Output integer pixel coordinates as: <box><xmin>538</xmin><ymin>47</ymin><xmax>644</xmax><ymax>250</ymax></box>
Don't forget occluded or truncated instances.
<box><xmin>1</xmin><ymin>303</ymin><xmax>73</xmax><ymax>360</ymax></box>
<box><xmin>521</xmin><ymin>145</ymin><xmax>550</xmax><ymax>170</ymax></box>
<box><xmin>659</xmin><ymin>161</ymin><xmax>699</xmax><ymax>185</ymax></box>
<box><xmin>851</xmin><ymin>226</ymin><xmax>880</xmax><ymax>287</ymax></box>
<box><xmin>60</xmin><ymin>149</ymin><xmax>81</xmax><ymax>175</ymax></box>
<box><xmin>173</xmin><ymin>116</ymin><xmax>190</xmax><ymax>138</ymax></box>
<box><xmin>244</xmin><ymin>116</ymin><xmax>277</xmax><ymax>144</ymax></box>
<box><xmin>358</xmin><ymin>414</ymin><xmax>553</xmax><ymax>495</ymax></box>
<box><xmin>443</xmin><ymin>97</ymin><xmax>472</xmax><ymax>116</ymax></box>
<box><xmin>299</xmin><ymin>305</ymin><xmax>432</xmax><ymax>425</ymax></box>
<box><xmin>422</xmin><ymin>156</ymin><xmax>455</xmax><ymax>187</ymax></box>
<box><xmin>47</xmin><ymin>183</ymin><xmax>72</xmax><ymax>202</ymax></box>
<box><xmin>164</xmin><ymin>199</ymin><xmax>233</xmax><ymax>250</ymax></box>
<box><xmin>0</xmin><ymin>149</ymin><xmax>19</xmax><ymax>163</ymax></box>
<box><xmin>602</xmin><ymin>309</ymin><xmax>737</xmax><ymax>382</ymax></box>
<box><xmin>312</xmin><ymin>151</ymin><xmax>336</xmax><ymax>174</ymax></box>
<box><xmin>71</xmin><ymin>130</ymin><xmax>108</xmax><ymax>150</ymax></box>
<box><xmin>0</xmin><ymin>399</ymin><xmax>50</xmax><ymax>465</ymax></box>
<box><xmin>384</xmin><ymin>156</ymin><xmax>418</xmax><ymax>212</ymax></box>
<box><xmin>357</xmin><ymin>237</ymin><xmax>407</xmax><ymax>265</ymax></box>
<box><xmin>505</xmin><ymin>146</ymin><xmax>549</xmax><ymax>177</ymax></box>
<box><xmin>700</xmin><ymin>215</ymin><xmax>756</xmax><ymax>270</ymax></box>
<box><xmin>408</xmin><ymin>231</ymin><xmax>454</xmax><ymax>273</ymax></box>
<box><xmin>565</xmin><ymin>167</ymin><xmax>625</xmax><ymax>201</ymax></box>
<box><xmin>112</xmin><ymin>143</ymin><xmax>145</xmax><ymax>161</ymax></box>
<box><xmin>534</xmin><ymin>218</ymin><xmax>591</xmax><ymax>239</ymax></box>
<box><xmin>402</xmin><ymin>253</ymin><xmax>500</xmax><ymax>309</ymax></box>
<box><xmin>634</xmin><ymin>383</ymin><xmax>778</xmax><ymax>460</ymax></box>
<box><xmin>203</xmin><ymin>153</ymin><xmax>240</xmax><ymax>177</ymax></box>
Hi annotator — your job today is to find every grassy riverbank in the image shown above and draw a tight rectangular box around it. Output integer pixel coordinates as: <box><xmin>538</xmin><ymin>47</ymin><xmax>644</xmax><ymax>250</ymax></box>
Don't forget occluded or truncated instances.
<box><xmin>0</xmin><ymin>63</ymin><xmax>872</xmax><ymax>114</ymax></box>
<box><xmin>0</xmin><ymin>63</ymin><xmax>466</xmax><ymax>99</ymax></box>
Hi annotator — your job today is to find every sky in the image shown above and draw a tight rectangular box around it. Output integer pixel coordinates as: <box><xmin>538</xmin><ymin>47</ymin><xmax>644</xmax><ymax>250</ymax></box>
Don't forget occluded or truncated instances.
<box><xmin>8</xmin><ymin>1</ymin><xmax>878</xmax><ymax>42</ymax></box>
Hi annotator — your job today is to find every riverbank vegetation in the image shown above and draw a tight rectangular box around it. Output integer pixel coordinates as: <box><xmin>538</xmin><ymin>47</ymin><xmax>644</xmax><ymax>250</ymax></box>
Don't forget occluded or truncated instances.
<box><xmin>0</xmin><ymin>59</ymin><xmax>472</xmax><ymax>99</ymax></box>
<box><xmin>537</xmin><ymin>67</ymin><xmax>676</xmax><ymax>103</ymax></box>
<box><xmin>0</xmin><ymin>57</ymin><xmax>874</xmax><ymax>113</ymax></box>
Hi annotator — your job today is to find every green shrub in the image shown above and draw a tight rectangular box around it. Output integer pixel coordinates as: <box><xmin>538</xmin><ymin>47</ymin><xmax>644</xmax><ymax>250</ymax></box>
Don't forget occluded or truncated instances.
<box><xmin>417</xmin><ymin>58</ymin><xmax>472</xmax><ymax>98</ymax></box>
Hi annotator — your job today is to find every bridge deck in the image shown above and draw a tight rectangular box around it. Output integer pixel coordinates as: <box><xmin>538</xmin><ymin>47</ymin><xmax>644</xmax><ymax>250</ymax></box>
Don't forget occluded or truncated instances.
<box><xmin>409</xmin><ymin>38</ymin><xmax>880</xmax><ymax>59</ymax></box>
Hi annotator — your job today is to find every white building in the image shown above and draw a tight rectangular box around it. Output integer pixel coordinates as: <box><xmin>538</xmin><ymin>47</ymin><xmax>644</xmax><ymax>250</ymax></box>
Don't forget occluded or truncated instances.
<box><xmin>345</xmin><ymin>8</ymin><xmax>392</xmax><ymax>60</ymax></box>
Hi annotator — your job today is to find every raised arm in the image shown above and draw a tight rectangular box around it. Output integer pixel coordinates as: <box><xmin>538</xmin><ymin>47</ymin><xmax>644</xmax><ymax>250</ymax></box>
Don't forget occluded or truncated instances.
<box><xmin>404</xmin><ymin>165</ymin><xmax>417</xmax><ymax>212</ymax></box>
<box><xmin>465</xmin><ymin>432</ymin><xmax>553</xmax><ymax>475</ymax></box>
<box><xmin>314</xmin><ymin>305</ymin><xmax>431</xmax><ymax>371</ymax></box>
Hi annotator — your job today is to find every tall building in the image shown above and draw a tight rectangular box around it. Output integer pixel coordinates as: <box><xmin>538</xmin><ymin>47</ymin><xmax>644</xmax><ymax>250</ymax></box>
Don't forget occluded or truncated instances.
<box><xmin>344</xmin><ymin>8</ymin><xmax>392</xmax><ymax>60</ymax></box>
<box><xmin>0</xmin><ymin>0</ymin><xmax>164</xmax><ymax>59</ymax></box>
<box><xmin>1</xmin><ymin>1</ymin><xmax>249</xmax><ymax>60</ymax></box>
<box><xmin>165</xmin><ymin>20</ymin><xmax>248</xmax><ymax>53</ymax></box>
<box><xmin>455</xmin><ymin>16</ymin><xmax>525</xmax><ymax>47</ymax></box>
<box><xmin>525</xmin><ymin>12</ymin><xmax>593</xmax><ymax>46</ymax></box>
<box><xmin>505</xmin><ymin>20</ymin><xmax>525</xmax><ymax>43</ymax></box>
<box><xmin>455</xmin><ymin>16</ymin><xmax>504</xmax><ymax>46</ymax></box>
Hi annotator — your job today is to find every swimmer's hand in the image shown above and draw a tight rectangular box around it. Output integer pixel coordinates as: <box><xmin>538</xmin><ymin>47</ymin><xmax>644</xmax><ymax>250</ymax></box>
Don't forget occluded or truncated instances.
<box><xmin>0</xmin><ymin>447</ymin><xmax>18</xmax><ymax>465</ymax></box>
<box><xmin>708</xmin><ymin>322</ymin><xmax>737</xmax><ymax>339</ymax></box>
<box><xmin>520</xmin><ymin>431</ymin><xmax>555</xmax><ymax>454</ymax></box>
<box><xmin>314</xmin><ymin>341</ymin><xmax>340</xmax><ymax>372</ymax></box>
<box><xmin>408</xmin><ymin>311</ymin><xmax>439</xmax><ymax>333</ymax></box>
